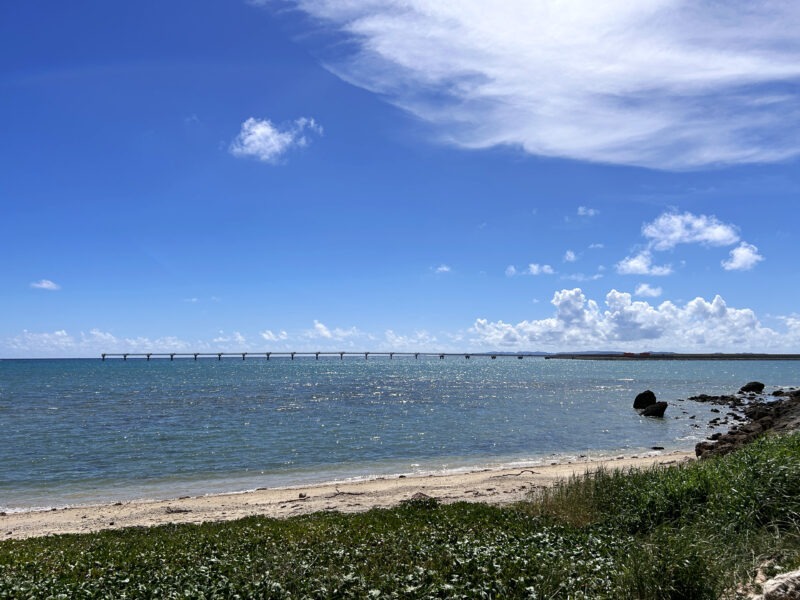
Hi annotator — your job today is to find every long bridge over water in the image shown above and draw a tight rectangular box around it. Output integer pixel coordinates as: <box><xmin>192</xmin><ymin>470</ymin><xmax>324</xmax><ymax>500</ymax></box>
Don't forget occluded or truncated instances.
<box><xmin>100</xmin><ymin>352</ymin><xmax>800</xmax><ymax>361</ymax></box>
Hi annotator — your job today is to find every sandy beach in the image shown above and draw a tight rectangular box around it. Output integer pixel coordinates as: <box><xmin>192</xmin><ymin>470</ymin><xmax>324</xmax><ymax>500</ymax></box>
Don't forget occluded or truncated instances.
<box><xmin>1</xmin><ymin>451</ymin><xmax>693</xmax><ymax>540</ymax></box>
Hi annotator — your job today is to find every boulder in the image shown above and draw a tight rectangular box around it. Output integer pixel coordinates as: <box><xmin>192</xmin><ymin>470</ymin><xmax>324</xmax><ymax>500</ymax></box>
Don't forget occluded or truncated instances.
<box><xmin>740</xmin><ymin>381</ymin><xmax>765</xmax><ymax>393</ymax></box>
<box><xmin>642</xmin><ymin>401</ymin><xmax>668</xmax><ymax>418</ymax></box>
<box><xmin>633</xmin><ymin>390</ymin><xmax>657</xmax><ymax>409</ymax></box>
<box><xmin>755</xmin><ymin>567</ymin><xmax>800</xmax><ymax>600</ymax></box>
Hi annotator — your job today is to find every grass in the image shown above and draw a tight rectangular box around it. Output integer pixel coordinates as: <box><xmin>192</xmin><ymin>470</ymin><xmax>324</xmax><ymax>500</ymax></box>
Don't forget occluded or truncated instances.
<box><xmin>3</xmin><ymin>433</ymin><xmax>800</xmax><ymax>599</ymax></box>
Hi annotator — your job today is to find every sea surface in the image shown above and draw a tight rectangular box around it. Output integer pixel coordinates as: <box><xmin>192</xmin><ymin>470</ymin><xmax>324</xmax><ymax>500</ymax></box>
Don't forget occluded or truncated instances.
<box><xmin>1</xmin><ymin>357</ymin><xmax>797</xmax><ymax>512</ymax></box>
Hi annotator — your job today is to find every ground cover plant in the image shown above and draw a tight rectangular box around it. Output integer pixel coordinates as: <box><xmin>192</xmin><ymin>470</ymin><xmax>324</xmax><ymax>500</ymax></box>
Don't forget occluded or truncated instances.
<box><xmin>3</xmin><ymin>433</ymin><xmax>800</xmax><ymax>599</ymax></box>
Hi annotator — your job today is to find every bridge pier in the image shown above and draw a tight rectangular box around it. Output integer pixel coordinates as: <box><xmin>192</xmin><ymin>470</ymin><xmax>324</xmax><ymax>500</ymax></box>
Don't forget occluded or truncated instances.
<box><xmin>194</xmin><ymin>353</ymin><xmax>198</xmax><ymax>361</ymax></box>
<box><xmin>170</xmin><ymin>354</ymin><xmax>175</xmax><ymax>361</ymax></box>
<box><xmin>439</xmin><ymin>354</ymin><xmax>444</xmax><ymax>359</ymax></box>
<box><xmin>266</xmin><ymin>353</ymin><xmax>270</xmax><ymax>360</ymax></box>
<box><xmin>340</xmin><ymin>352</ymin><xmax>344</xmax><ymax>360</ymax></box>
<box><xmin>242</xmin><ymin>353</ymin><xmax>246</xmax><ymax>360</ymax></box>
<box><xmin>146</xmin><ymin>353</ymin><xmax>151</xmax><ymax>361</ymax></box>
<box><xmin>291</xmin><ymin>352</ymin><xmax>295</xmax><ymax>360</ymax></box>
<box><xmin>414</xmin><ymin>353</ymin><xmax>418</xmax><ymax>359</ymax></box>
<box><xmin>315</xmin><ymin>352</ymin><xmax>320</xmax><ymax>360</ymax></box>
<box><xmin>217</xmin><ymin>353</ymin><xmax>222</xmax><ymax>361</ymax></box>
<box><xmin>365</xmin><ymin>352</ymin><xmax>369</xmax><ymax>360</ymax></box>
<box><xmin>123</xmin><ymin>354</ymin><xmax>128</xmax><ymax>361</ymax></box>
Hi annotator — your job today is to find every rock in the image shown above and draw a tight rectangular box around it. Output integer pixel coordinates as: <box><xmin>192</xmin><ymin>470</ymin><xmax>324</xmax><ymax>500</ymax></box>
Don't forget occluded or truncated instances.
<box><xmin>740</xmin><ymin>381</ymin><xmax>765</xmax><ymax>393</ymax></box>
<box><xmin>642</xmin><ymin>401</ymin><xmax>668</xmax><ymax>418</ymax></box>
<box><xmin>755</xmin><ymin>567</ymin><xmax>800</xmax><ymax>600</ymax></box>
<box><xmin>633</xmin><ymin>390</ymin><xmax>657</xmax><ymax>409</ymax></box>
<box><xmin>651</xmin><ymin>446</ymin><xmax>664</xmax><ymax>450</ymax></box>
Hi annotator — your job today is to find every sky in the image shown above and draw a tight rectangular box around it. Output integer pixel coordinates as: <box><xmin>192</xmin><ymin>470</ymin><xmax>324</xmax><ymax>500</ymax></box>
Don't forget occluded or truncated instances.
<box><xmin>2</xmin><ymin>0</ymin><xmax>800</xmax><ymax>357</ymax></box>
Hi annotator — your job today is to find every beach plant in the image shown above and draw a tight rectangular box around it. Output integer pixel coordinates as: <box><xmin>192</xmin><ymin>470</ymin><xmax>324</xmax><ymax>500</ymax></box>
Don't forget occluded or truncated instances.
<box><xmin>2</xmin><ymin>433</ymin><xmax>800</xmax><ymax>599</ymax></box>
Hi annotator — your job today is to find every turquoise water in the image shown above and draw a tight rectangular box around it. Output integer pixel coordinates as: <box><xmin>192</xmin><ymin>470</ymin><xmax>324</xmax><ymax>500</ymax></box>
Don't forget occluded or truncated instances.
<box><xmin>0</xmin><ymin>358</ymin><xmax>796</xmax><ymax>511</ymax></box>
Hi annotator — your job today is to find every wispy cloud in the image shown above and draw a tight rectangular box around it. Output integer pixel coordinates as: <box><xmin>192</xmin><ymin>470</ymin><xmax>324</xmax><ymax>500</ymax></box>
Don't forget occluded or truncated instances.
<box><xmin>229</xmin><ymin>116</ymin><xmax>322</xmax><ymax>163</ymax></box>
<box><xmin>577</xmin><ymin>206</ymin><xmax>598</xmax><ymax>217</ymax></box>
<box><xmin>635</xmin><ymin>283</ymin><xmax>663</xmax><ymax>298</ymax></box>
<box><xmin>434</xmin><ymin>264</ymin><xmax>451</xmax><ymax>274</ymax></box>
<box><xmin>527</xmin><ymin>264</ymin><xmax>555</xmax><ymax>276</ymax></box>
<box><xmin>563</xmin><ymin>250</ymin><xmax>577</xmax><ymax>262</ymax></box>
<box><xmin>275</xmin><ymin>1</ymin><xmax>800</xmax><ymax>169</ymax></box>
<box><xmin>30</xmin><ymin>279</ymin><xmax>60</xmax><ymax>290</ymax></box>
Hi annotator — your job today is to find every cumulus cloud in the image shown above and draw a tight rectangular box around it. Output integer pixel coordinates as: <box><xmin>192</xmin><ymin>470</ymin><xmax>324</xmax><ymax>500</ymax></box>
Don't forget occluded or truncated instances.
<box><xmin>528</xmin><ymin>264</ymin><xmax>555</xmax><ymax>275</ymax></box>
<box><xmin>505</xmin><ymin>265</ymin><xmax>517</xmax><ymax>277</ymax></box>
<box><xmin>722</xmin><ymin>242</ymin><xmax>765</xmax><ymax>271</ymax></box>
<box><xmin>260</xmin><ymin>329</ymin><xmax>289</xmax><ymax>342</ymax></box>
<box><xmin>434</xmin><ymin>264</ymin><xmax>451</xmax><ymax>273</ymax></box>
<box><xmin>616</xmin><ymin>251</ymin><xmax>672</xmax><ymax>276</ymax></box>
<box><xmin>229</xmin><ymin>116</ymin><xmax>322</xmax><ymax>163</ymax></box>
<box><xmin>30</xmin><ymin>279</ymin><xmax>60</xmax><ymax>290</ymax></box>
<box><xmin>272</xmin><ymin>1</ymin><xmax>800</xmax><ymax>169</ymax></box>
<box><xmin>563</xmin><ymin>250</ymin><xmax>577</xmax><ymax>262</ymax></box>
<box><xmin>577</xmin><ymin>206</ymin><xmax>598</xmax><ymax>217</ymax></box>
<box><xmin>2</xmin><ymin>329</ymin><xmax>204</xmax><ymax>358</ymax></box>
<box><xmin>306</xmin><ymin>320</ymin><xmax>361</xmax><ymax>341</ymax></box>
<box><xmin>643</xmin><ymin>211</ymin><xmax>740</xmax><ymax>251</ymax></box>
<box><xmin>635</xmin><ymin>283</ymin><xmax>663</xmax><ymax>298</ymax></box>
<box><xmin>471</xmin><ymin>288</ymin><xmax>800</xmax><ymax>352</ymax></box>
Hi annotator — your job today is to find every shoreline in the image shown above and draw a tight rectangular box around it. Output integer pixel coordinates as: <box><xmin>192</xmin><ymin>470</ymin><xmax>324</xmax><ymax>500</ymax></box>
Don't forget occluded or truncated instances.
<box><xmin>1</xmin><ymin>451</ymin><xmax>693</xmax><ymax>540</ymax></box>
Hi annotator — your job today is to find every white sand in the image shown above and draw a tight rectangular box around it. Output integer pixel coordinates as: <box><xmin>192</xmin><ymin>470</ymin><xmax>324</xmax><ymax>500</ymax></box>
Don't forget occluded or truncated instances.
<box><xmin>1</xmin><ymin>451</ymin><xmax>694</xmax><ymax>540</ymax></box>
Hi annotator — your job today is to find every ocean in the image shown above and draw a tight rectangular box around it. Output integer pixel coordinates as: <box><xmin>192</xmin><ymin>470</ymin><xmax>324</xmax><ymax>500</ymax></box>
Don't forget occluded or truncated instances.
<box><xmin>0</xmin><ymin>357</ymin><xmax>796</xmax><ymax>512</ymax></box>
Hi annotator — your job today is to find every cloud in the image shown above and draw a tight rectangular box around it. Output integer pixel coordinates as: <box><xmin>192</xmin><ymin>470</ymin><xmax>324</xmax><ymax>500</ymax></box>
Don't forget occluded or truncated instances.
<box><xmin>471</xmin><ymin>288</ymin><xmax>800</xmax><ymax>352</ymax></box>
<box><xmin>528</xmin><ymin>264</ymin><xmax>555</xmax><ymax>275</ymax></box>
<box><xmin>260</xmin><ymin>329</ymin><xmax>289</xmax><ymax>342</ymax></box>
<box><xmin>635</xmin><ymin>283</ymin><xmax>663</xmax><ymax>298</ymax></box>
<box><xmin>642</xmin><ymin>211</ymin><xmax>740</xmax><ymax>251</ymax></box>
<box><xmin>722</xmin><ymin>242</ymin><xmax>765</xmax><ymax>271</ymax></box>
<box><xmin>615</xmin><ymin>251</ymin><xmax>672</xmax><ymax>276</ymax></box>
<box><xmin>276</xmin><ymin>1</ymin><xmax>800</xmax><ymax>169</ymax></box>
<box><xmin>505</xmin><ymin>265</ymin><xmax>517</xmax><ymax>277</ymax></box>
<box><xmin>563</xmin><ymin>250</ymin><xmax>577</xmax><ymax>262</ymax></box>
<box><xmin>563</xmin><ymin>272</ymin><xmax>603</xmax><ymax>282</ymax></box>
<box><xmin>577</xmin><ymin>206</ymin><xmax>598</xmax><ymax>217</ymax></box>
<box><xmin>213</xmin><ymin>331</ymin><xmax>247</xmax><ymax>345</ymax></box>
<box><xmin>306</xmin><ymin>320</ymin><xmax>361</xmax><ymax>341</ymax></box>
<box><xmin>434</xmin><ymin>264</ymin><xmax>451</xmax><ymax>273</ymax></box>
<box><xmin>30</xmin><ymin>279</ymin><xmax>60</xmax><ymax>290</ymax></box>
<box><xmin>588</xmin><ymin>243</ymin><xmax>604</xmax><ymax>249</ymax></box>
<box><xmin>2</xmin><ymin>329</ymin><xmax>204</xmax><ymax>358</ymax></box>
<box><xmin>229</xmin><ymin>116</ymin><xmax>322</xmax><ymax>163</ymax></box>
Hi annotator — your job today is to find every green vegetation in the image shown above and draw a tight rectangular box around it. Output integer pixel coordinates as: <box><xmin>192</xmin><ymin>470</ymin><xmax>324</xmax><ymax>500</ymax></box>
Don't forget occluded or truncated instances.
<box><xmin>3</xmin><ymin>434</ymin><xmax>800</xmax><ymax>599</ymax></box>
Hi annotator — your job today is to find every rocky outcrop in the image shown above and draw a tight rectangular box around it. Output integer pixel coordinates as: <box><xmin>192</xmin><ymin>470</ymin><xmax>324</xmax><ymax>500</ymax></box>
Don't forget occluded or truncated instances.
<box><xmin>642</xmin><ymin>401</ymin><xmax>668</xmax><ymax>418</ymax></box>
<box><xmin>696</xmin><ymin>389</ymin><xmax>800</xmax><ymax>459</ymax></box>
<box><xmin>633</xmin><ymin>390</ymin><xmax>657</xmax><ymax>409</ymax></box>
<box><xmin>740</xmin><ymin>381</ymin><xmax>765</xmax><ymax>394</ymax></box>
<box><xmin>752</xmin><ymin>567</ymin><xmax>800</xmax><ymax>599</ymax></box>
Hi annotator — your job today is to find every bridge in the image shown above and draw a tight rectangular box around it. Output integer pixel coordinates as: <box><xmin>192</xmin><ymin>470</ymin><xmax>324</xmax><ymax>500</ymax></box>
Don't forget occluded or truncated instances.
<box><xmin>101</xmin><ymin>352</ymin><xmax>534</xmax><ymax>361</ymax></box>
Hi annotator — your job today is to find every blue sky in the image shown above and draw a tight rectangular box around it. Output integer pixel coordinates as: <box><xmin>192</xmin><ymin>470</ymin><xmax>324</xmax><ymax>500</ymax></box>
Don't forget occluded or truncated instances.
<box><xmin>2</xmin><ymin>1</ymin><xmax>800</xmax><ymax>357</ymax></box>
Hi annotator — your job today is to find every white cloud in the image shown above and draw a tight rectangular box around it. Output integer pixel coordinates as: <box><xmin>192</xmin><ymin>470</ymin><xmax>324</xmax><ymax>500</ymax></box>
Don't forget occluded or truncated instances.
<box><xmin>30</xmin><ymin>279</ymin><xmax>60</xmax><ymax>290</ymax></box>
<box><xmin>184</xmin><ymin>297</ymin><xmax>199</xmax><ymax>303</ymax></box>
<box><xmin>434</xmin><ymin>264</ymin><xmax>451</xmax><ymax>273</ymax></box>
<box><xmin>2</xmin><ymin>329</ymin><xmax>204</xmax><ymax>358</ymax></box>
<box><xmin>471</xmin><ymin>288</ymin><xmax>800</xmax><ymax>352</ymax></box>
<box><xmin>276</xmin><ymin>1</ymin><xmax>800</xmax><ymax>169</ymax></box>
<box><xmin>306</xmin><ymin>320</ymin><xmax>360</xmax><ymax>341</ymax></box>
<box><xmin>563</xmin><ymin>272</ymin><xmax>603</xmax><ymax>282</ymax></box>
<box><xmin>635</xmin><ymin>283</ymin><xmax>663</xmax><ymax>298</ymax></box>
<box><xmin>260</xmin><ymin>329</ymin><xmax>289</xmax><ymax>342</ymax></box>
<box><xmin>615</xmin><ymin>251</ymin><xmax>672</xmax><ymax>276</ymax></box>
<box><xmin>229</xmin><ymin>116</ymin><xmax>322</xmax><ymax>163</ymax></box>
<box><xmin>213</xmin><ymin>331</ymin><xmax>247</xmax><ymax>345</ymax></box>
<box><xmin>722</xmin><ymin>242</ymin><xmax>765</xmax><ymax>271</ymax></box>
<box><xmin>642</xmin><ymin>211</ymin><xmax>739</xmax><ymax>250</ymax></box>
<box><xmin>528</xmin><ymin>264</ymin><xmax>555</xmax><ymax>275</ymax></box>
<box><xmin>563</xmin><ymin>250</ymin><xmax>577</xmax><ymax>262</ymax></box>
<box><xmin>577</xmin><ymin>206</ymin><xmax>598</xmax><ymax>217</ymax></box>
<box><xmin>505</xmin><ymin>265</ymin><xmax>517</xmax><ymax>277</ymax></box>
<box><xmin>588</xmin><ymin>243</ymin><xmax>604</xmax><ymax>249</ymax></box>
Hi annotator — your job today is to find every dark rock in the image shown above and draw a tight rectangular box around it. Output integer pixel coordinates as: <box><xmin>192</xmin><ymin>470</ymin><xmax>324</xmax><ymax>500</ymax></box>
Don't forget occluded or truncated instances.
<box><xmin>710</xmin><ymin>408</ymin><xmax>720</xmax><ymax>413</ymax></box>
<box><xmin>633</xmin><ymin>390</ymin><xmax>657</xmax><ymax>409</ymax></box>
<box><xmin>773</xmin><ymin>389</ymin><xmax>787</xmax><ymax>397</ymax></box>
<box><xmin>642</xmin><ymin>401</ymin><xmax>668</xmax><ymax>418</ymax></box>
<box><xmin>740</xmin><ymin>381</ymin><xmax>765</xmax><ymax>393</ymax></box>
<box><xmin>651</xmin><ymin>446</ymin><xmax>664</xmax><ymax>450</ymax></box>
